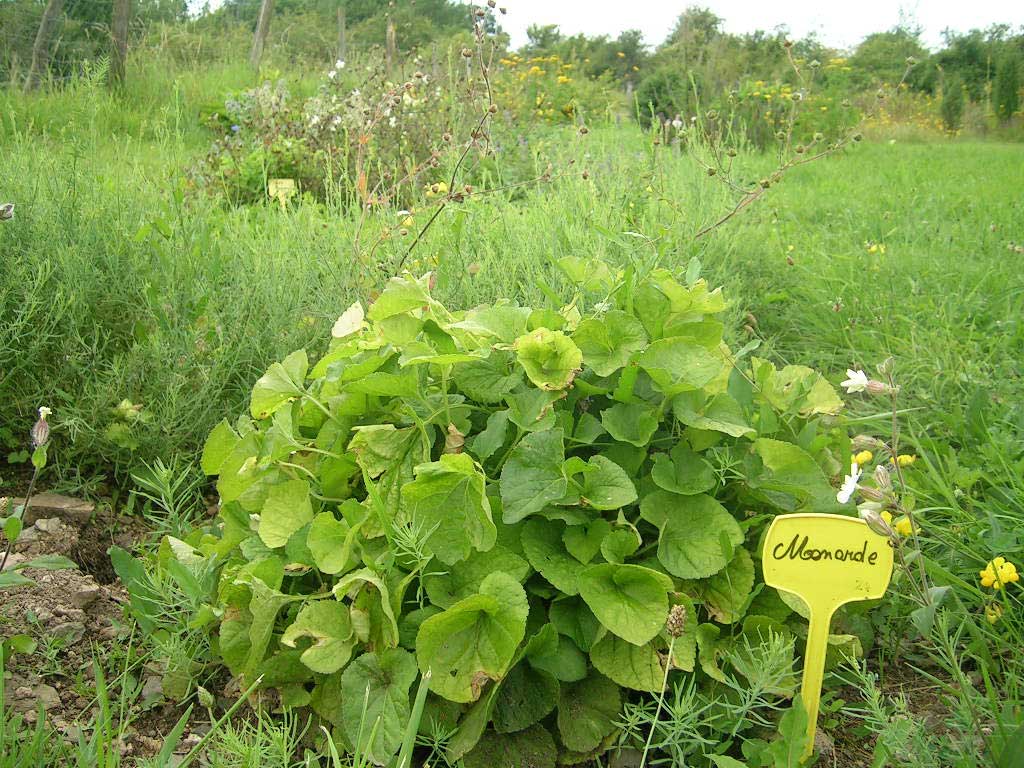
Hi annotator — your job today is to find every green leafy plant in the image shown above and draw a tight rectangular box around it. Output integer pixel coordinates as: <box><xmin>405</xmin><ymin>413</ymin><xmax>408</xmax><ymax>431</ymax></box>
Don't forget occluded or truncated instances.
<box><xmin>138</xmin><ymin>259</ymin><xmax>855</xmax><ymax>765</ymax></box>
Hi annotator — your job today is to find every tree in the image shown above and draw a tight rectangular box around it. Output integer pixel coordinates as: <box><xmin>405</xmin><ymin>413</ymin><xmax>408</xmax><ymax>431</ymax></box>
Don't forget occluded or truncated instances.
<box><xmin>941</xmin><ymin>73</ymin><xmax>965</xmax><ymax>131</ymax></box>
<box><xmin>849</xmin><ymin>27</ymin><xmax>927</xmax><ymax>89</ymax></box>
<box><xmin>994</xmin><ymin>51</ymin><xmax>1020</xmax><ymax>121</ymax></box>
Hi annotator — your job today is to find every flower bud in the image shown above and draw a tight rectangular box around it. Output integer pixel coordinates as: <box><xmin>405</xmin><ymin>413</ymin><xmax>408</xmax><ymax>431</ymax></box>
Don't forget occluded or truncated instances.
<box><xmin>666</xmin><ymin>604</ymin><xmax>688</xmax><ymax>638</ymax></box>
<box><xmin>852</xmin><ymin>434</ymin><xmax>886</xmax><ymax>452</ymax></box>
<box><xmin>31</xmin><ymin>406</ymin><xmax>51</xmax><ymax>448</ymax></box>
<box><xmin>874</xmin><ymin>464</ymin><xmax>893</xmax><ymax>491</ymax></box>
<box><xmin>858</xmin><ymin>503</ymin><xmax>894</xmax><ymax>538</ymax></box>
<box><xmin>857</xmin><ymin>484</ymin><xmax>886</xmax><ymax>503</ymax></box>
<box><xmin>866</xmin><ymin>379</ymin><xmax>894</xmax><ymax>395</ymax></box>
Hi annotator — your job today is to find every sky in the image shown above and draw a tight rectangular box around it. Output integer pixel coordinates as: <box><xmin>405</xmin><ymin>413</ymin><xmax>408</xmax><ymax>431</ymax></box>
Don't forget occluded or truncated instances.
<box><xmin>493</xmin><ymin>1</ymin><xmax>1024</xmax><ymax>52</ymax></box>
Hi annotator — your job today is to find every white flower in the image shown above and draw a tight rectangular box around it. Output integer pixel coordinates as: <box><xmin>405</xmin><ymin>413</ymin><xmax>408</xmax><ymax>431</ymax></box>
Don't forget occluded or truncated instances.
<box><xmin>841</xmin><ymin>369</ymin><xmax>869</xmax><ymax>393</ymax></box>
<box><xmin>336</xmin><ymin>59</ymin><xmax>345</xmax><ymax>69</ymax></box>
<box><xmin>836</xmin><ymin>462</ymin><xmax>862</xmax><ymax>504</ymax></box>
<box><xmin>38</xmin><ymin>406</ymin><xmax>52</xmax><ymax>419</ymax></box>
<box><xmin>671</xmin><ymin>117</ymin><xmax>683</xmax><ymax>129</ymax></box>
<box><xmin>388</xmin><ymin>116</ymin><xmax>397</xmax><ymax>127</ymax></box>
<box><xmin>328</xmin><ymin>69</ymin><xmax>337</xmax><ymax>80</ymax></box>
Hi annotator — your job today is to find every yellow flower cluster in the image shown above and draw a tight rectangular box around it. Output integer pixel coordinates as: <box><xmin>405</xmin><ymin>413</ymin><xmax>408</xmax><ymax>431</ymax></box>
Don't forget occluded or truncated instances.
<box><xmin>853</xmin><ymin>450</ymin><xmax>874</xmax><ymax>465</ymax></box>
<box><xmin>980</xmin><ymin>557</ymin><xmax>1020</xmax><ymax>590</ymax></box>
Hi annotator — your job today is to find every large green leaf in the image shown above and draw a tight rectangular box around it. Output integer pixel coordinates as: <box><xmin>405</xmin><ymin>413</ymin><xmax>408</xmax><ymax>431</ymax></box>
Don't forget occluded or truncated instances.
<box><xmin>656</xmin><ymin>493</ymin><xmax>744</xmax><ymax>579</ymax></box>
<box><xmin>548</xmin><ymin>597</ymin><xmax>604</xmax><ymax>652</ymax></box>
<box><xmin>572</xmin><ymin>311</ymin><xmax>648</xmax><ymax>377</ymax></box>
<box><xmin>577</xmin><ymin>563</ymin><xmax>673</xmax><ymax>646</ymax></box>
<box><xmin>492</xmin><ymin>661</ymin><xmax>559</xmax><ymax>733</ymax></box>
<box><xmin>258</xmin><ymin>479</ymin><xmax>313</xmax><ymax>548</ymax></box>
<box><xmin>702</xmin><ymin>547</ymin><xmax>755</xmax><ymax>624</ymax></box>
<box><xmin>556</xmin><ymin>673</ymin><xmax>620</xmax><ymax>753</ymax></box>
<box><xmin>280</xmin><ymin>600</ymin><xmax>355</xmax><ymax>674</ymax></box>
<box><xmin>514</xmin><ymin>328</ymin><xmax>582</xmax><ymax>390</ymax></box>
<box><xmin>201</xmin><ymin>419</ymin><xmax>240</xmax><ymax>475</ymax></box>
<box><xmin>562</xmin><ymin>519</ymin><xmax>612</xmax><ymax>565</ymax></box>
<box><xmin>650</xmin><ymin>443</ymin><xmax>717</xmax><ymax>496</ymax></box>
<box><xmin>416</xmin><ymin>572</ymin><xmax>529</xmax><ymax>703</ymax></box>
<box><xmin>463</xmin><ymin>725</ymin><xmax>557</xmax><ymax>768</ymax></box>
<box><xmin>306</xmin><ymin>512</ymin><xmax>359</xmax><ymax>575</ymax></box>
<box><xmin>600</xmin><ymin>402</ymin><xmax>658</xmax><ymax>447</ymax></box>
<box><xmin>672</xmin><ymin>392</ymin><xmax>755</xmax><ymax>438</ymax></box>
<box><xmin>637</xmin><ymin>337</ymin><xmax>724</xmax><ymax>395</ymax></box>
<box><xmin>250</xmin><ymin>350</ymin><xmax>308</xmax><ymax>420</ymax></box>
<box><xmin>521</xmin><ymin>519</ymin><xmax>584</xmax><ymax>595</ymax></box>
<box><xmin>339</xmin><ymin>649</ymin><xmax>418</xmax><ymax>764</ymax></box>
<box><xmin>578</xmin><ymin>456</ymin><xmax>637</xmax><ymax>510</ymax></box>
<box><xmin>423</xmin><ymin>545</ymin><xmax>531</xmax><ymax>608</ymax></box>
<box><xmin>589</xmin><ymin>633</ymin><xmax>664</xmax><ymax>692</ymax></box>
<box><xmin>403</xmin><ymin>453</ymin><xmax>496</xmax><ymax>565</ymax></box>
<box><xmin>367</xmin><ymin>273</ymin><xmax>433</xmax><ymax>321</ymax></box>
<box><xmin>453</xmin><ymin>353</ymin><xmax>523</xmax><ymax>403</ymax></box>
<box><xmin>499</xmin><ymin>430</ymin><xmax>567</xmax><ymax>523</ymax></box>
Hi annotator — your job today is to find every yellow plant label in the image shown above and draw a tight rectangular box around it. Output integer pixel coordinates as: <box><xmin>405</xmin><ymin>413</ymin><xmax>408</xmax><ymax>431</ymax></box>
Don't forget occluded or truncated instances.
<box><xmin>268</xmin><ymin>178</ymin><xmax>297</xmax><ymax>210</ymax></box>
<box><xmin>761</xmin><ymin>513</ymin><xmax>894</xmax><ymax>759</ymax></box>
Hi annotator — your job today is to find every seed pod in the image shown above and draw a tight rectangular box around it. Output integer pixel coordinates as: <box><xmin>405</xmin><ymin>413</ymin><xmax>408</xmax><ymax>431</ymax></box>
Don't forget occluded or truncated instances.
<box><xmin>461</xmin><ymin>48</ymin><xmax>473</xmax><ymax>58</ymax></box>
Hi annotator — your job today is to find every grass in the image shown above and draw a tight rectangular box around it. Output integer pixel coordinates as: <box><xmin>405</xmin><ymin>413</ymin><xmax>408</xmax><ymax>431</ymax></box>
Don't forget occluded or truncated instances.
<box><xmin>1</xmin><ymin>62</ymin><xmax>1023</xmax><ymax>764</ymax></box>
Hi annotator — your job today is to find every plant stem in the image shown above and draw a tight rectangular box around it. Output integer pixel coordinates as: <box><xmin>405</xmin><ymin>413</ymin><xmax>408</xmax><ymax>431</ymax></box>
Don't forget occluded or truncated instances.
<box><xmin>640</xmin><ymin>635</ymin><xmax>675</xmax><ymax>768</ymax></box>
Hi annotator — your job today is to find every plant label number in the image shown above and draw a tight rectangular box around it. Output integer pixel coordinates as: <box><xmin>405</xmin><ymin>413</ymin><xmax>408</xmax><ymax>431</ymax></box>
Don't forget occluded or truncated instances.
<box><xmin>761</xmin><ymin>513</ymin><xmax>894</xmax><ymax>759</ymax></box>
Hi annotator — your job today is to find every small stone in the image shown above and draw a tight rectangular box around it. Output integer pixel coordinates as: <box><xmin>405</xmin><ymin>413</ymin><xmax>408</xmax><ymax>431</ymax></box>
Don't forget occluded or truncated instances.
<box><xmin>55</xmin><ymin>607</ymin><xmax>86</xmax><ymax>622</ymax></box>
<box><xmin>35</xmin><ymin>608</ymin><xmax>54</xmax><ymax>624</ymax></box>
<box><xmin>51</xmin><ymin>621</ymin><xmax>86</xmax><ymax>644</ymax></box>
<box><xmin>814</xmin><ymin>729</ymin><xmax>835</xmax><ymax>757</ymax></box>
<box><xmin>16</xmin><ymin>493</ymin><xmax>94</xmax><ymax>526</ymax></box>
<box><xmin>33</xmin><ymin>684</ymin><xmax>61</xmax><ymax>711</ymax></box>
<box><xmin>33</xmin><ymin>517</ymin><xmax>62</xmax><ymax>533</ymax></box>
<box><xmin>23</xmin><ymin>709</ymin><xmax>38</xmax><ymax>724</ymax></box>
<box><xmin>141</xmin><ymin>675</ymin><xmax>164</xmax><ymax>704</ymax></box>
<box><xmin>72</xmin><ymin>583</ymin><xmax>102</xmax><ymax>609</ymax></box>
<box><xmin>0</xmin><ymin>553</ymin><xmax>26</xmax><ymax>571</ymax></box>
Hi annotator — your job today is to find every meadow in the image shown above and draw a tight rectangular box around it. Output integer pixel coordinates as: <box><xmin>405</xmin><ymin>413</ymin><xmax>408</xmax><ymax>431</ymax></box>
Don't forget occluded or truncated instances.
<box><xmin>1</xmin><ymin>54</ymin><xmax>1024</xmax><ymax>767</ymax></box>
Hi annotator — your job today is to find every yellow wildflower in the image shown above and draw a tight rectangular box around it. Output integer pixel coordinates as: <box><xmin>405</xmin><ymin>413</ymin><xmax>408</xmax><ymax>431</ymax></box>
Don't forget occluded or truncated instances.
<box><xmin>854</xmin><ymin>450</ymin><xmax>874</xmax><ymax>465</ymax></box>
<box><xmin>985</xmin><ymin>603</ymin><xmax>1003</xmax><ymax>624</ymax></box>
<box><xmin>980</xmin><ymin>557</ymin><xmax>1020</xmax><ymax>590</ymax></box>
<box><xmin>894</xmin><ymin>516</ymin><xmax>914</xmax><ymax>536</ymax></box>
<box><xmin>881</xmin><ymin>511</ymin><xmax>893</xmax><ymax>525</ymax></box>
<box><xmin>896</xmin><ymin>454</ymin><xmax>916</xmax><ymax>467</ymax></box>
<box><xmin>616</xmin><ymin>51</ymin><xmax>625</xmax><ymax>58</ymax></box>
<box><xmin>557</xmin><ymin>75</ymin><xmax>571</xmax><ymax>84</ymax></box>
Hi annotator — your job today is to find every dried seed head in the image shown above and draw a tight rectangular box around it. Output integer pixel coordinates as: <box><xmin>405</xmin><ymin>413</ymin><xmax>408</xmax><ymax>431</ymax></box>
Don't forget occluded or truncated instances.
<box><xmin>0</xmin><ymin>203</ymin><xmax>14</xmax><ymax>221</ymax></box>
<box><xmin>666</xmin><ymin>604</ymin><xmax>688</xmax><ymax>638</ymax></box>
<box><xmin>461</xmin><ymin>48</ymin><xmax>474</xmax><ymax>58</ymax></box>
<box><xmin>442</xmin><ymin>132</ymin><xmax>452</xmax><ymax>142</ymax></box>
<box><xmin>706</xmin><ymin>167</ymin><xmax>716</xmax><ymax>176</ymax></box>
<box><xmin>488</xmin><ymin>103</ymin><xmax>498</xmax><ymax>114</ymax></box>
<box><xmin>726</xmin><ymin>147</ymin><xmax>737</xmax><ymax>157</ymax></box>
<box><xmin>474</xmin><ymin>8</ymin><xmax>485</xmax><ymax>17</ymax></box>
<box><xmin>581</xmin><ymin>169</ymin><xmax>589</xmax><ymax>180</ymax></box>
<box><xmin>783</xmin><ymin>39</ymin><xmax>793</xmax><ymax>48</ymax></box>
<box><xmin>786</xmin><ymin>255</ymin><xmax>794</xmax><ymax>266</ymax></box>
<box><xmin>499</xmin><ymin>6</ymin><xmax>506</xmax><ymax>13</ymax></box>
<box><xmin>578</xmin><ymin>125</ymin><xmax>589</xmax><ymax>135</ymax></box>
<box><xmin>853</xmin><ymin>133</ymin><xmax>863</xmax><ymax>142</ymax></box>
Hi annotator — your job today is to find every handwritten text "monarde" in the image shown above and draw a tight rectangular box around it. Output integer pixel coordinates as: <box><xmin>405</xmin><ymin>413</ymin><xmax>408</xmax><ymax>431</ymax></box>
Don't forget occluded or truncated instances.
<box><xmin>771</xmin><ymin>534</ymin><xmax>880</xmax><ymax>565</ymax></box>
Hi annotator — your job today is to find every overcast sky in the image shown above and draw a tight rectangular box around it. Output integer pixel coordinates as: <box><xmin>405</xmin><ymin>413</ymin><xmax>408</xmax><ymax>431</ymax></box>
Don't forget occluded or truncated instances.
<box><xmin>493</xmin><ymin>1</ymin><xmax>1024</xmax><ymax>51</ymax></box>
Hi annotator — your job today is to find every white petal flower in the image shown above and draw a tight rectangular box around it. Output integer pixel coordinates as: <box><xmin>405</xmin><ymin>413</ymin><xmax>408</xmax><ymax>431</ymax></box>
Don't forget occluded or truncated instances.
<box><xmin>328</xmin><ymin>70</ymin><xmax>337</xmax><ymax>80</ymax></box>
<box><xmin>836</xmin><ymin>461</ymin><xmax>862</xmax><ymax>504</ymax></box>
<box><xmin>841</xmin><ymin>369</ymin><xmax>869</xmax><ymax>393</ymax></box>
<box><xmin>336</xmin><ymin>59</ymin><xmax>345</xmax><ymax>69</ymax></box>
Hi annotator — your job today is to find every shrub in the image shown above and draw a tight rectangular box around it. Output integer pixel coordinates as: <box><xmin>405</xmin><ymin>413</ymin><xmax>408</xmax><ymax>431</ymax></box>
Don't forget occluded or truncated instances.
<box><xmin>151</xmin><ymin>258</ymin><xmax>859</xmax><ymax>765</ymax></box>
<box><xmin>993</xmin><ymin>52</ymin><xmax>1020</xmax><ymax>123</ymax></box>
<box><xmin>940</xmin><ymin>75</ymin><xmax>964</xmax><ymax>132</ymax></box>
